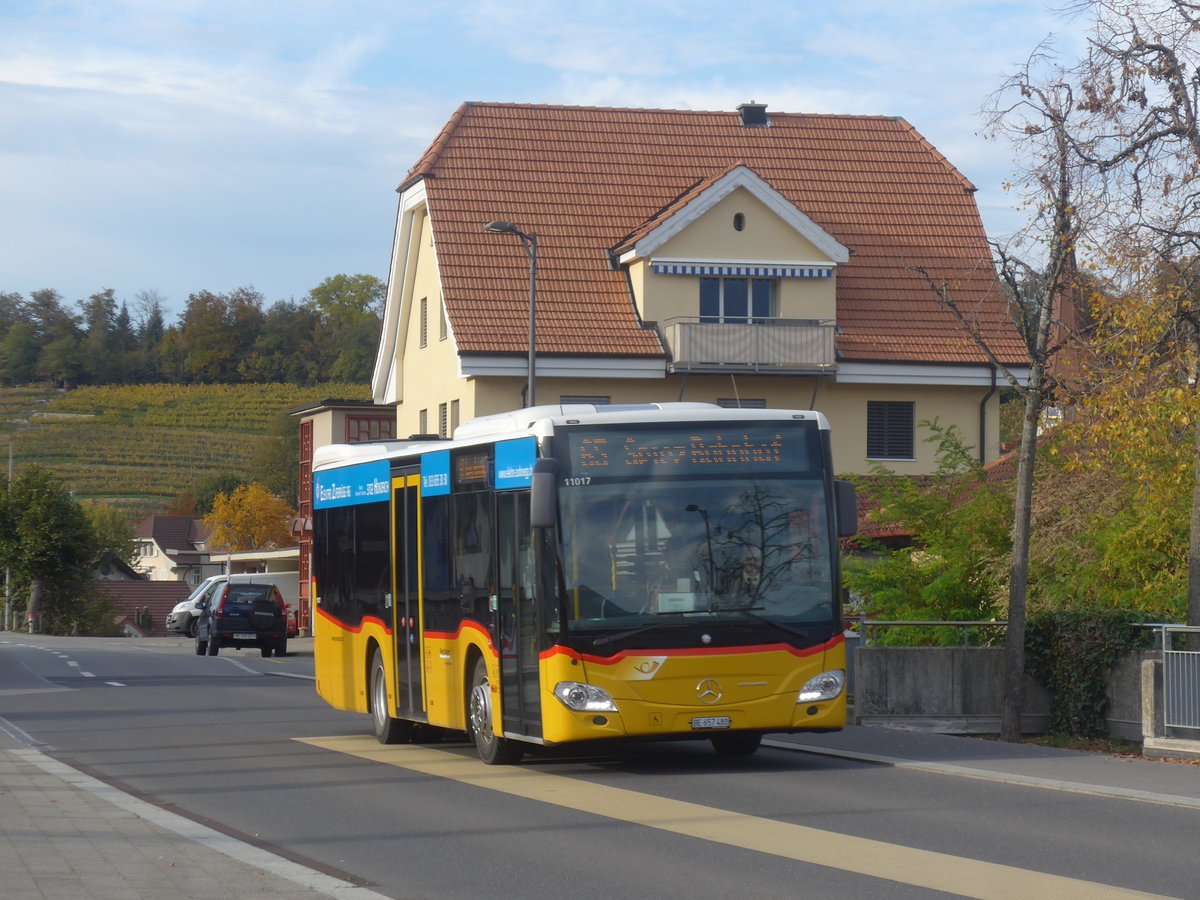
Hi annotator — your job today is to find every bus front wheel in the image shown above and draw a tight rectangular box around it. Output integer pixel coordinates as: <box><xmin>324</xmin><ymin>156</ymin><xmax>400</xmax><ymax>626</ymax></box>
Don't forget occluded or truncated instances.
<box><xmin>370</xmin><ymin>649</ymin><xmax>413</xmax><ymax>745</ymax></box>
<box><xmin>468</xmin><ymin>657</ymin><xmax>523</xmax><ymax>765</ymax></box>
<box><xmin>711</xmin><ymin>732</ymin><xmax>762</xmax><ymax>757</ymax></box>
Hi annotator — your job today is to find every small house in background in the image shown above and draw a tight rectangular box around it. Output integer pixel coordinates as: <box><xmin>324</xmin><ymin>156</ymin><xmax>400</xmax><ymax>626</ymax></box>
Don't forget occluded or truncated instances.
<box><xmin>133</xmin><ymin>514</ymin><xmax>220</xmax><ymax>586</ymax></box>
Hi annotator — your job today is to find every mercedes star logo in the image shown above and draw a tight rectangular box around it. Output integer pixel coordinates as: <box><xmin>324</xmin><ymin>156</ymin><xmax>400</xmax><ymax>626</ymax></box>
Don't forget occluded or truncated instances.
<box><xmin>696</xmin><ymin>678</ymin><xmax>723</xmax><ymax>704</ymax></box>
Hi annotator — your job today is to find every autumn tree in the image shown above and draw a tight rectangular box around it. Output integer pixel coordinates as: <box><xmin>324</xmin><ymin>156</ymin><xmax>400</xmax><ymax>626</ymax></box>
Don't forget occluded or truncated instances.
<box><xmin>1065</xmin><ymin>0</ymin><xmax>1200</xmax><ymax>629</ymax></box>
<box><xmin>205</xmin><ymin>483</ymin><xmax>296</xmax><ymax>552</ymax></box>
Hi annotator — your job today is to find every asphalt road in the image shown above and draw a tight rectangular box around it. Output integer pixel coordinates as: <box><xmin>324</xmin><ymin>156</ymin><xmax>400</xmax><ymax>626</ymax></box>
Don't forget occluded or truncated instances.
<box><xmin>1</xmin><ymin>634</ymin><xmax>1196</xmax><ymax>899</ymax></box>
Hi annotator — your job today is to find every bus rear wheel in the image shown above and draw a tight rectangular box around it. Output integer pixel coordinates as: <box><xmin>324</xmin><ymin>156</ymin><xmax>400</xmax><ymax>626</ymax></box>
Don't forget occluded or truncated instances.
<box><xmin>468</xmin><ymin>657</ymin><xmax>523</xmax><ymax>765</ymax></box>
<box><xmin>370</xmin><ymin>648</ymin><xmax>413</xmax><ymax>745</ymax></box>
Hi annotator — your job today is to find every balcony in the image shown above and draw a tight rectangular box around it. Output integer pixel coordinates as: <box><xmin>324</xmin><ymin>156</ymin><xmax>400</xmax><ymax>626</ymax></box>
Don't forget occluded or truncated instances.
<box><xmin>658</xmin><ymin>317</ymin><xmax>837</xmax><ymax>374</ymax></box>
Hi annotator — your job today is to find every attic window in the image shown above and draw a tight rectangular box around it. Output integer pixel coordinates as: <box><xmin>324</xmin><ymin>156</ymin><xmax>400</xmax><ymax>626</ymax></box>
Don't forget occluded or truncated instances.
<box><xmin>733</xmin><ymin>213</ymin><xmax>745</xmax><ymax>231</ymax></box>
<box><xmin>738</xmin><ymin>102</ymin><xmax>770</xmax><ymax>127</ymax></box>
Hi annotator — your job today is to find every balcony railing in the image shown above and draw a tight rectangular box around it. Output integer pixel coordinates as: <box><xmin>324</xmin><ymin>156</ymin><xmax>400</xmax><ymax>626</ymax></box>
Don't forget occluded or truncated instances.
<box><xmin>657</xmin><ymin>316</ymin><xmax>837</xmax><ymax>373</ymax></box>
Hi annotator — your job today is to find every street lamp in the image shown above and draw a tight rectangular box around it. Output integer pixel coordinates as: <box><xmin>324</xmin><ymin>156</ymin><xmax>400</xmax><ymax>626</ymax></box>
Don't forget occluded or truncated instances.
<box><xmin>484</xmin><ymin>220</ymin><xmax>538</xmax><ymax>408</ymax></box>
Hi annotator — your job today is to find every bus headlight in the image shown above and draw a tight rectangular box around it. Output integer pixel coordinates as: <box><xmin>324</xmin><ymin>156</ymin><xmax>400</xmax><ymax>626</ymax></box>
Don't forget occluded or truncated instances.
<box><xmin>797</xmin><ymin>669</ymin><xmax>845</xmax><ymax>703</ymax></box>
<box><xmin>553</xmin><ymin>682</ymin><xmax>619</xmax><ymax>712</ymax></box>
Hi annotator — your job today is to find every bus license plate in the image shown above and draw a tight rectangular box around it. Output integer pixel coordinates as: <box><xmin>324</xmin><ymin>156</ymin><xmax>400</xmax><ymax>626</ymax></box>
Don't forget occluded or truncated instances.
<box><xmin>691</xmin><ymin>716</ymin><xmax>731</xmax><ymax>730</ymax></box>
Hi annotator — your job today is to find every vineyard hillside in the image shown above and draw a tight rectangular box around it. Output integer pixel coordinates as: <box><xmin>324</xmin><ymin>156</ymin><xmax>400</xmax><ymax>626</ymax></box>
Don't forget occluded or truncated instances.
<box><xmin>0</xmin><ymin>383</ymin><xmax>372</xmax><ymax>513</ymax></box>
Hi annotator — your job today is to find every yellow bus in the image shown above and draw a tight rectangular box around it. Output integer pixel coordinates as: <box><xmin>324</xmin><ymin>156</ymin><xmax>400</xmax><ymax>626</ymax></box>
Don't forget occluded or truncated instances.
<box><xmin>311</xmin><ymin>402</ymin><xmax>857</xmax><ymax>764</ymax></box>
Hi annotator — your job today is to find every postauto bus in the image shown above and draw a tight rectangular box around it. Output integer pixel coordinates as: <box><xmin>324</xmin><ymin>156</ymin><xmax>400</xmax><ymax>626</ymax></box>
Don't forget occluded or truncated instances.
<box><xmin>310</xmin><ymin>402</ymin><xmax>856</xmax><ymax>764</ymax></box>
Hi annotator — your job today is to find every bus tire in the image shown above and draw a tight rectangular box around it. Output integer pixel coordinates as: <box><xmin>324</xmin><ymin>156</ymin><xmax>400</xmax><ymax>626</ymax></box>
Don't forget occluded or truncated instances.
<box><xmin>711</xmin><ymin>732</ymin><xmax>762</xmax><ymax>757</ymax></box>
<box><xmin>468</xmin><ymin>656</ymin><xmax>523</xmax><ymax>765</ymax></box>
<box><xmin>370</xmin><ymin>648</ymin><xmax>412</xmax><ymax>745</ymax></box>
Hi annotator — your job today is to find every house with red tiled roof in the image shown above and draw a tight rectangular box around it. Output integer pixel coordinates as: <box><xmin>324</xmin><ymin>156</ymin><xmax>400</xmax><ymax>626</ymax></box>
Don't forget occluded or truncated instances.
<box><xmin>371</xmin><ymin>102</ymin><xmax>1028</xmax><ymax>474</ymax></box>
<box><xmin>133</xmin><ymin>515</ymin><xmax>221</xmax><ymax>587</ymax></box>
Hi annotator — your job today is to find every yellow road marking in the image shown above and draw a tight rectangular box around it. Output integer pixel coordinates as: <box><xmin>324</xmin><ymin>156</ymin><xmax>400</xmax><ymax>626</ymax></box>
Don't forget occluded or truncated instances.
<box><xmin>296</xmin><ymin>735</ymin><xmax>1172</xmax><ymax>900</ymax></box>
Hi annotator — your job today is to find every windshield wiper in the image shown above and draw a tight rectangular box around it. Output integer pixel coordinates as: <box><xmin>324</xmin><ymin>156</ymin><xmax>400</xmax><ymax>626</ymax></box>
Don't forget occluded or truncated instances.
<box><xmin>728</xmin><ymin>607</ymin><xmax>810</xmax><ymax>641</ymax></box>
<box><xmin>590</xmin><ymin>611</ymin><xmax>693</xmax><ymax>647</ymax></box>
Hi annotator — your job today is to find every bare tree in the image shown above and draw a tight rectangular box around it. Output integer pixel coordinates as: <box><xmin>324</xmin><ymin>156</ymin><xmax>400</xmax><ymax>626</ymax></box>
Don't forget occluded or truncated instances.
<box><xmin>916</xmin><ymin>51</ymin><xmax>1083</xmax><ymax>741</ymax></box>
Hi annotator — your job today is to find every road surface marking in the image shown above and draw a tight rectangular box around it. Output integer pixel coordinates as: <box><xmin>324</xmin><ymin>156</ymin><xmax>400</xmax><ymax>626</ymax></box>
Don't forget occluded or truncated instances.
<box><xmin>298</xmin><ymin>735</ymin><xmax>1171</xmax><ymax>900</ymax></box>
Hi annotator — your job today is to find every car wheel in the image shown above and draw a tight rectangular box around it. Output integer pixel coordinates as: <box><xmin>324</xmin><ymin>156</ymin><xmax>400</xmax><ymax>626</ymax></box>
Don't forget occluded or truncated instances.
<box><xmin>206</xmin><ymin>635</ymin><xmax>219</xmax><ymax>656</ymax></box>
<box><xmin>467</xmin><ymin>656</ymin><xmax>522</xmax><ymax>765</ymax></box>
<box><xmin>275</xmin><ymin>638</ymin><xmax>287</xmax><ymax>657</ymax></box>
<box><xmin>370</xmin><ymin>648</ymin><xmax>412</xmax><ymax>744</ymax></box>
<box><xmin>711</xmin><ymin>732</ymin><xmax>762</xmax><ymax>757</ymax></box>
<box><xmin>260</xmin><ymin>644</ymin><xmax>273</xmax><ymax>658</ymax></box>
<box><xmin>194</xmin><ymin>635</ymin><xmax>206</xmax><ymax>656</ymax></box>
<box><xmin>186</xmin><ymin>618</ymin><xmax>197</xmax><ymax>639</ymax></box>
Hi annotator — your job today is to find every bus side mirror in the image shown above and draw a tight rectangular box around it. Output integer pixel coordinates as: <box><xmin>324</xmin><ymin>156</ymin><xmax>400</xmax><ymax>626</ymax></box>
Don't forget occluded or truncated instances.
<box><xmin>835</xmin><ymin>479</ymin><xmax>858</xmax><ymax>538</ymax></box>
<box><xmin>530</xmin><ymin>458</ymin><xmax>558</xmax><ymax>529</ymax></box>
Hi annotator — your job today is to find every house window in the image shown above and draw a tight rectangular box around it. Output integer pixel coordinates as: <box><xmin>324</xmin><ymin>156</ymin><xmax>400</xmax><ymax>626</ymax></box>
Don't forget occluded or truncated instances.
<box><xmin>438</xmin><ymin>402</ymin><xmax>448</xmax><ymax>438</ymax></box>
<box><xmin>419</xmin><ymin>408</ymin><xmax>428</xmax><ymax>434</ymax></box>
<box><xmin>867</xmin><ymin>401</ymin><xmax>915</xmax><ymax>460</ymax></box>
<box><xmin>716</xmin><ymin>398</ymin><xmax>765</xmax><ymax>409</ymax></box>
<box><xmin>450</xmin><ymin>399</ymin><xmax>460</xmax><ymax>433</ymax></box>
<box><xmin>419</xmin><ymin>298</ymin><xmax>428</xmax><ymax>348</ymax></box>
<box><xmin>700</xmin><ymin>277</ymin><xmax>774</xmax><ymax>323</ymax></box>
<box><xmin>439</xmin><ymin>298</ymin><xmax>448</xmax><ymax>341</ymax></box>
<box><xmin>346</xmin><ymin>416</ymin><xmax>395</xmax><ymax>442</ymax></box>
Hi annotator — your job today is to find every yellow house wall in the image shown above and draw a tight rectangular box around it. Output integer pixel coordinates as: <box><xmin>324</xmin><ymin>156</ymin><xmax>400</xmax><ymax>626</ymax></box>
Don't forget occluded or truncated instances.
<box><xmin>459</xmin><ymin>375</ymin><xmax>1000</xmax><ymax>475</ymax></box>
<box><xmin>633</xmin><ymin>189</ymin><xmax>838</xmax><ymax>324</ymax></box>
<box><xmin>395</xmin><ymin>212</ymin><xmax>473</xmax><ymax>437</ymax></box>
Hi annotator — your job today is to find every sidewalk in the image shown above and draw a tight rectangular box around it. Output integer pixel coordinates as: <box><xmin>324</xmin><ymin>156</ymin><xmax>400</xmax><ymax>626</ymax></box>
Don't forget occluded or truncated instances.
<box><xmin>4</xmin><ymin>720</ymin><xmax>1199</xmax><ymax>900</ymax></box>
<box><xmin>0</xmin><ymin>728</ymin><xmax>388</xmax><ymax>900</ymax></box>
<box><xmin>772</xmin><ymin>725</ymin><xmax>1200</xmax><ymax>809</ymax></box>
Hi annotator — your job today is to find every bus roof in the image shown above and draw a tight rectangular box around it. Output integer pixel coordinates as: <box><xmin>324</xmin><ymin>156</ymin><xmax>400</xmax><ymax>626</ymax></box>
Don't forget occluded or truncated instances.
<box><xmin>312</xmin><ymin>402</ymin><xmax>830</xmax><ymax>471</ymax></box>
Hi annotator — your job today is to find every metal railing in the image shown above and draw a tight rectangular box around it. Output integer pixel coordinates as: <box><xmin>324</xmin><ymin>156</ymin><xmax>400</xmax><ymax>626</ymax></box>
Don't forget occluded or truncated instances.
<box><xmin>658</xmin><ymin>316</ymin><xmax>836</xmax><ymax>373</ymax></box>
<box><xmin>846</xmin><ymin>617</ymin><xmax>1008</xmax><ymax>648</ymax></box>
<box><xmin>1151</xmin><ymin>624</ymin><xmax>1200</xmax><ymax>732</ymax></box>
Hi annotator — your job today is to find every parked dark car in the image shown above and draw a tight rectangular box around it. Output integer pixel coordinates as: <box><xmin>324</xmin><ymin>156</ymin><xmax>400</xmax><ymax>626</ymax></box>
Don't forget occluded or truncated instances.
<box><xmin>194</xmin><ymin>582</ymin><xmax>288</xmax><ymax>658</ymax></box>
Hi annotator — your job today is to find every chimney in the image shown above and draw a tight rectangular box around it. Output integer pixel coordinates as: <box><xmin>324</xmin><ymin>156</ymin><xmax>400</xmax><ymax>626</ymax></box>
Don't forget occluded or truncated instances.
<box><xmin>738</xmin><ymin>101</ymin><xmax>769</xmax><ymax>128</ymax></box>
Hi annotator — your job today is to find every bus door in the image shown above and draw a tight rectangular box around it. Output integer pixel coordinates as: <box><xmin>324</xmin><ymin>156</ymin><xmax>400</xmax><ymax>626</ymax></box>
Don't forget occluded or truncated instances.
<box><xmin>392</xmin><ymin>471</ymin><xmax>423</xmax><ymax>720</ymax></box>
<box><xmin>497</xmin><ymin>491</ymin><xmax>542</xmax><ymax>739</ymax></box>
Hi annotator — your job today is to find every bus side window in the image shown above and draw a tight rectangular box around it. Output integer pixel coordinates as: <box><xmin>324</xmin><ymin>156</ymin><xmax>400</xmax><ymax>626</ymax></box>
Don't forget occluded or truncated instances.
<box><xmin>422</xmin><ymin>496</ymin><xmax>457</xmax><ymax>632</ymax></box>
<box><xmin>453</xmin><ymin>491</ymin><xmax>494</xmax><ymax>623</ymax></box>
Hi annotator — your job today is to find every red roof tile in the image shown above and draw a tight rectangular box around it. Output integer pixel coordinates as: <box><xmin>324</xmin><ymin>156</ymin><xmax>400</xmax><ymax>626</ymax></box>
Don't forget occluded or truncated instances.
<box><xmin>405</xmin><ymin>102</ymin><xmax>1023</xmax><ymax>365</ymax></box>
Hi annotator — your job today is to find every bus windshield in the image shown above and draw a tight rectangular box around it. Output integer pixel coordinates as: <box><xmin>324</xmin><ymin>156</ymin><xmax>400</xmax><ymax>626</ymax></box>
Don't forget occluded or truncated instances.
<box><xmin>553</xmin><ymin>421</ymin><xmax>836</xmax><ymax>639</ymax></box>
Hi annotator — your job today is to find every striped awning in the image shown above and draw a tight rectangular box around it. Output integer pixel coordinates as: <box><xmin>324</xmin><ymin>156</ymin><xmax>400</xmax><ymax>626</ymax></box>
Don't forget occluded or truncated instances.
<box><xmin>651</xmin><ymin>262</ymin><xmax>833</xmax><ymax>278</ymax></box>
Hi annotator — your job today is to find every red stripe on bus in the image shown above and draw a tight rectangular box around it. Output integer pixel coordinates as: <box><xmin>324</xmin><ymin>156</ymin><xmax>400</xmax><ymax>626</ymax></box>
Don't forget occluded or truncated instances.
<box><xmin>540</xmin><ymin>632</ymin><xmax>844</xmax><ymax>664</ymax></box>
<box><xmin>314</xmin><ymin>606</ymin><xmax>393</xmax><ymax>637</ymax></box>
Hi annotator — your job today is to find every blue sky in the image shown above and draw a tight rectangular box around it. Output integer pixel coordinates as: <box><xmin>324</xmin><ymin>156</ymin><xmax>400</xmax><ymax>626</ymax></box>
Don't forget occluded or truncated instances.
<box><xmin>1</xmin><ymin>1</ymin><xmax>1080</xmax><ymax>318</ymax></box>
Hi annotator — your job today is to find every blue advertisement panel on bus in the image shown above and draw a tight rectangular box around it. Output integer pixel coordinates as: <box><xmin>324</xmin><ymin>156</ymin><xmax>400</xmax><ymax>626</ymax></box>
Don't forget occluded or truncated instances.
<box><xmin>313</xmin><ymin>460</ymin><xmax>390</xmax><ymax>509</ymax></box>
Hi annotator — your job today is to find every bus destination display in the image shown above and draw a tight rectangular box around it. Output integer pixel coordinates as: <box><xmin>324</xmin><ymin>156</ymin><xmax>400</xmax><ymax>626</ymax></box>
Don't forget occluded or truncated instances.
<box><xmin>565</xmin><ymin>424</ymin><xmax>812</xmax><ymax>477</ymax></box>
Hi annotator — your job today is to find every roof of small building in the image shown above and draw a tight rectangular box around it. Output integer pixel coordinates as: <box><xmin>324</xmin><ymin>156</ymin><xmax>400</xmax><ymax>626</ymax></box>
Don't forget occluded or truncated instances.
<box><xmin>135</xmin><ymin>515</ymin><xmax>210</xmax><ymax>560</ymax></box>
<box><xmin>402</xmin><ymin>102</ymin><xmax>1023</xmax><ymax>366</ymax></box>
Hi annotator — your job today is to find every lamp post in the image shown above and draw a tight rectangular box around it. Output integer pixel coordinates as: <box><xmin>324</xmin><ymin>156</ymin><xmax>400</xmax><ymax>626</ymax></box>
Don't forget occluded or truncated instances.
<box><xmin>685</xmin><ymin>504</ymin><xmax>715</xmax><ymax>592</ymax></box>
<box><xmin>484</xmin><ymin>220</ymin><xmax>538</xmax><ymax>407</ymax></box>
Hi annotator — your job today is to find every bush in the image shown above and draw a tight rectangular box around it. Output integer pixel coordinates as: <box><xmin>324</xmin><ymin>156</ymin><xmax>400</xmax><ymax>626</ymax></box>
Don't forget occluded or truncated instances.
<box><xmin>1024</xmin><ymin>609</ymin><xmax>1152</xmax><ymax>737</ymax></box>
